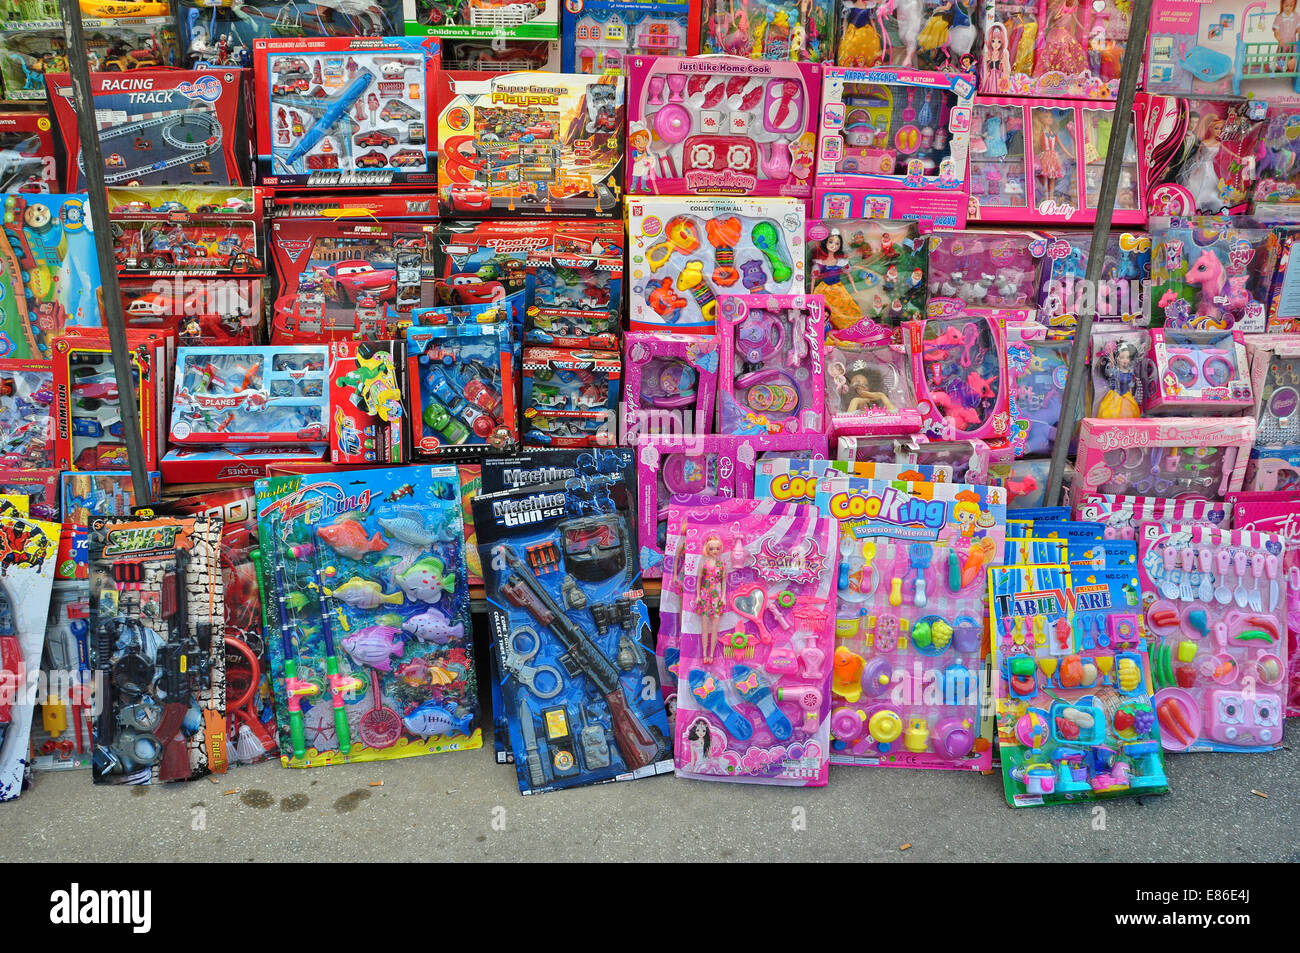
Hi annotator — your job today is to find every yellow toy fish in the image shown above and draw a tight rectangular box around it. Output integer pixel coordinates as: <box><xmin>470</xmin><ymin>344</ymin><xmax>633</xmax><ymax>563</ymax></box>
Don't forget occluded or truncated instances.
<box><xmin>326</xmin><ymin>577</ymin><xmax>404</xmax><ymax>609</ymax></box>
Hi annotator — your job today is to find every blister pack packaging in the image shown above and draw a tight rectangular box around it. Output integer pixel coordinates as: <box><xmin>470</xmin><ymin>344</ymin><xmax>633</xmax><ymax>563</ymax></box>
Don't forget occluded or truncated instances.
<box><xmin>0</xmin><ymin>360</ymin><xmax>55</xmax><ymax>469</ymax></box>
<box><xmin>33</xmin><ymin>542</ymin><xmax>91</xmax><ymax>773</ymax></box>
<box><xmin>408</xmin><ymin>322</ymin><xmax>517</xmax><ymax>458</ymax></box>
<box><xmin>1038</xmin><ymin>231</ymin><xmax>1149</xmax><ymax>327</ymax></box>
<box><xmin>62</xmin><ymin>472</ymin><xmax>161</xmax><ymax>527</ymax></box>
<box><xmin>256</xmin><ymin>466</ymin><xmax>480</xmax><ymax>767</ymax></box>
<box><xmin>815</xmin><ymin>475</ymin><xmax>1007</xmax><ymax>770</ymax></box>
<box><xmin>807</xmin><ymin>218</ymin><xmax>928</xmax><ymax>330</ymax></box>
<box><xmin>1074</xmin><ymin>495</ymin><xmax>1230</xmax><ymax>537</ymax></box>
<box><xmin>824</xmin><ymin>322</ymin><xmax>922</xmax><ymax>438</ymax></box>
<box><xmin>474</xmin><ymin>475</ymin><xmax>672</xmax><ymax>794</ymax></box>
<box><xmin>89</xmin><ymin>515</ymin><xmax>226</xmax><ymax>785</ymax></box>
<box><xmin>525</xmin><ymin>244</ymin><xmax>623</xmax><ymax>349</ymax></box>
<box><xmin>676</xmin><ymin>501</ymin><xmax>838</xmax><ymax>786</ymax></box>
<box><xmin>622</xmin><ymin>332</ymin><xmax>719</xmax><ymax>442</ymax></box>
<box><xmin>907</xmin><ymin>313</ymin><xmax>1011</xmax><ymax>444</ymax></box>
<box><xmin>1149</xmin><ymin>216</ymin><xmax>1281</xmax><ymax>332</ymax></box>
<box><xmin>1146</xmin><ymin>327</ymin><xmax>1253</xmax><ymax>415</ymax></box>
<box><xmin>991</xmin><ymin>562</ymin><xmax>1168</xmax><ymax>806</ymax></box>
<box><xmin>1138</xmin><ymin>523</ymin><xmax>1288</xmax><ymax>753</ymax></box>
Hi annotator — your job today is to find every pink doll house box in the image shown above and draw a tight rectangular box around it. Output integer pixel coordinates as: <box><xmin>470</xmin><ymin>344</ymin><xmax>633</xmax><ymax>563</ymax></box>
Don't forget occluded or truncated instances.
<box><xmin>980</xmin><ymin>0</ymin><xmax>1134</xmax><ymax>98</ymax></box>
<box><xmin>816</xmin><ymin>67</ymin><xmax>976</xmax><ymax>230</ymax></box>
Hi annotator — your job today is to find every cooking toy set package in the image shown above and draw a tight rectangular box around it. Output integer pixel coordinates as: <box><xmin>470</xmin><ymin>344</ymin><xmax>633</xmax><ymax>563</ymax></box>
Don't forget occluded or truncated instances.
<box><xmin>702</xmin><ymin>0</ymin><xmax>834</xmax><ymax>61</ymax></box>
<box><xmin>0</xmin><ymin>512</ymin><xmax>59</xmax><ymax>798</ymax></box>
<box><xmin>521</xmin><ymin>346</ymin><xmax>620</xmax><ymax>448</ymax></box>
<box><xmin>1074</xmin><ymin>495</ymin><xmax>1230</xmax><ymax>537</ymax></box>
<box><xmin>621</xmin><ymin>332</ymin><xmax>719</xmax><ymax>442</ymax></box>
<box><xmin>824</xmin><ymin>323</ymin><xmax>923</xmax><ymax>438</ymax></box>
<box><xmin>836</xmin><ymin>435</ymin><xmax>993</xmax><ymax>483</ymax></box>
<box><xmin>407</xmin><ymin>322</ymin><xmax>517</xmax><ymax>458</ymax></box>
<box><xmin>980</xmin><ymin>0</ymin><xmax>1133</xmax><ymax>98</ymax></box>
<box><xmin>330</xmin><ymin>341</ymin><xmax>408</xmax><ymax>466</ymax></box>
<box><xmin>811</xmin><ymin>184</ymin><xmax>966</xmax><ymax>230</ymax></box>
<box><xmin>754</xmin><ymin>456</ymin><xmax>956</xmax><ymax>503</ymax></box>
<box><xmin>89</xmin><ymin>514</ymin><xmax>227</xmax><ymax>784</ymax></box>
<box><xmin>906</xmin><ymin>314</ymin><xmax>1012</xmax><ymax>444</ymax></box>
<box><xmin>1146</xmin><ymin>328</ymin><xmax>1253</xmax><ymax>415</ymax></box>
<box><xmin>0</xmin><ymin>194</ymin><xmax>103</xmax><ymax>359</ymax></box>
<box><xmin>253</xmin><ymin>37</ymin><xmax>441</xmax><ymax>189</ymax></box>
<box><xmin>1149</xmin><ymin>217</ymin><xmax>1281</xmax><ymax>332</ymax></box>
<box><xmin>674</xmin><ymin>501</ymin><xmax>838</xmax><ymax>786</ymax></box>
<box><xmin>436</xmin><ymin>70</ymin><xmax>625</xmax><ymax>218</ymax></box>
<box><xmin>836</xmin><ymin>0</ymin><xmax>979</xmax><ymax>71</ymax></box>
<box><xmin>624</xmin><ymin>55</ymin><xmax>820</xmax><ymax>199</ymax></box>
<box><xmin>1137</xmin><ymin>524</ymin><xmax>1289</xmax><ymax>753</ymax></box>
<box><xmin>473</xmin><ymin>474</ymin><xmax>672</xmax><ymax>794</ymax></box>
<box><xmin>815</xmin><ymin>67</ymin><xmax>976</xmax><ymax>229</ymax></box>
<box><xmin>626</xmin><ymin>195</ymin><xmax>807</xmax><ymax>332</ymax></box>
<box><xmin>256</xmin><ymin>466</ymin><xmax>480</xmax><ymax>767</ymax></box>
<box><xmin>807</xmin><ymin>217</ymin><xmax>928</xmax><ymax>330</ymax></box>
<box><xmin>565</xmin><ymin>0</ymin><xmax>696</xmax><ymax>74</ymax></box>
<box><xmin>990</xmin><ymin>562</ymin><xmax>1169</xmax><ymax>806</ymax></box>
<box><xmin>46</xmin><ymin>69</ymin><xmax>250</xmax><ymax>191</ymax></box>
<box><xmin>715</xmin><ymin>294</ymin><xmax>826</xmax><ymax>437</ymax></box>
<box><xmin>814</xmin><ymin>476</ymin><xmax>1007</xmax><ymax>770</ymax></box>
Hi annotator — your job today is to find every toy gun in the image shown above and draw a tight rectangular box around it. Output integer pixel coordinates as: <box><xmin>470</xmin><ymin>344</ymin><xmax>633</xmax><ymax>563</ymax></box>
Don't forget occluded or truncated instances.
<box><xmin>496</xmin><ymin>545</ymin><xmax>662</xmax><ymax>771</ymax></box>
<box><xmin>92</xmin><ymin>586</ymin><xmax>120</xmax><ymax>776</ymax></box>
<box><xmin>309</xmin><ymin>533</ymin><xmax>362</xmax><ymax>755</ymax></box>
<box><xmin>268</xmin><ymin>539</ymin><xmax>316</xmax><ymax>759</ymax></box>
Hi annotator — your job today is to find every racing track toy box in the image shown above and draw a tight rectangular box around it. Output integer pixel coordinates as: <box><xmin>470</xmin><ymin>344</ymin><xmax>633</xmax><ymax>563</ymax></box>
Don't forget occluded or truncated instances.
<box><xmin>404</xmin><ymin>0</ymin><xmax>558</xmax><ymax>39</ymax></box>
<box><xmin>624</xmin><ymin>54</ymin><xmax>821</xmax><ymax>199</ymax></box>
<box><xmin>330</xmin><ymin>341</ymin><xmax>408</xmax><ymax>465</ymax></box>
<box><xmin>0</xmin><ymin>194</ymin><xmax>103</xmax><ymax>360</ymax></box>
<box><xmin>51</xmin><ymin>327</ymin><xmax>172</xmax><ymax>472</ymax></box>
<box><xmin>436</xmin><ymin>70</ymin><xmax>625</xmax><ymax>218</ymax></box>
<box><xmin>256</xmin><ymin>465</ymin><xmax>481</xmax><ymax>767</ymax></box>
<box><xmin>270</xmin><ymin>194</ymin><xmax>441</xmax><ymax>343</ymax></box>
<box><xmin>815</xmin><ymin>67</ymin><xmax>975</xmax><ymax>230</ymax></box>
<box><xmin>626</xmin><ymin>195</ymin><xmax>807</xmax><ymax>333</ymax></box>
<box><xmin>253</xmin><ymin>37</ymin><xmax>441</xmax><ymax>189</ymax></box>
<box><xmin>45</xmin><ymin>69</ymin><xmax>250</xmax><ymax>192</ymax></box>
<box><xmin>0</xmin><ymin>111</ymin><xmax>56</xmax><ymax>193</ymax></box>
<box><xmin>562</xmin><ymin>0</ymin><xmax>697</xmax><ymax>75</ymax></box>
<box><xmin>473</xmin><ymin>474</ymin><xmax>672</xmax><ymax>794</ymax></box>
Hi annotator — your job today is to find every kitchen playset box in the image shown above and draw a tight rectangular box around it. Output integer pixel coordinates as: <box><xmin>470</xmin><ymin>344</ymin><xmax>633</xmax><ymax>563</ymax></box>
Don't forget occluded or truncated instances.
<box><xmin>436</xmin><ymin>70</ymin><xmax>625</xmax><ymax>218</ymax></box>
<box><xmin>625</xmin><ymin>195</ymin><xmax>807</xmax><ymax>333</ymax></box>
<box><xmin>624</xmin><ymin>54</ymin><xmax>821</xmax><ymax>199</ymax></box>
<box><xmin>253</xmin><ymin>37</ymin><xmax>442</xmax><ymax>189</ymax></box>
<box><xmin>815</xmin><ymin>66</ymin><xmax>976</xmax><ymax>231</ymax></box>
<box><xmin>45</xmin><ymin>69</ymin><xmax>251</xmax><ymax>192</ymax></box>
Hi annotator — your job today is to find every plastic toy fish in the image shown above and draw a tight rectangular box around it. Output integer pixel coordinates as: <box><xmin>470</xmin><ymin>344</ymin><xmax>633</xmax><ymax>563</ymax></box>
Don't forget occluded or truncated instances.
<box><xmin>402</xmin><ymin>700</ymin><xmax>473</xmax><ymax>738</ymax></box>
<box><xmin>401</xmin><ymin>607</ymin><xmax>464</xmax><ymax>644</ymax></box>
<box><xmin>395</xmin><ymin>556</ymin><xmax>455</xmax><ymax>604</ymax></box>
<box><xmin>396</xmin><ymin>655</ymin><xmax>455</xmax><ymax>688</ymax></box>
<box><xmin>319</xmin><ymin>519</ymin><xmax>388</xmax><ymax>560</ymax></box>
<box><xmin>377</xmin><ymin>512</ymin><xmax>437</xmax><ymax>546</ymax></box>
<box><xmin>327</xmin><ymin>577</ymin><xmax>404</xmax><ymax>609</ymax></box>
<box><xmin>341</xmin><ymin>625</ymin><xmax>404</xmax><ymax>671</ymax></box>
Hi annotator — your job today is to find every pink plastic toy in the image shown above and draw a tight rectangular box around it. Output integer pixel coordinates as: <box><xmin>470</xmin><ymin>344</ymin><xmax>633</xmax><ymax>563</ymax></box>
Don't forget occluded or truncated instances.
<box><xmin>906</xmin><ymin>314</ymin><xmax>1011</xmax><ymax>443</ymax></box>
<box><xmin>981</xmin><ymin>0</ymin><xmax>1133</xmax><ymax>98</ymax></box>
<box><xmin>1146</xmin><ymin>328</ymin><xmax>1253</xmax><ymax>415</ymax></box>
<box><xmin>926</xmin><ymin>229</ymin><xmax>1048</xmax><ymax>310</ymax></box>
<box><xmin>622</xmin><ymin>332</ymin><xmax>719</xmax><ymax>442</ymax></box>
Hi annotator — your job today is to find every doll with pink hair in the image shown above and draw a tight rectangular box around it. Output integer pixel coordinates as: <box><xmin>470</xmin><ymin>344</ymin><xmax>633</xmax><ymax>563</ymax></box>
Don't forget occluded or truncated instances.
<box><xmin>982</xmin><ymin>22</ymin><xmax>1012</xmax><ymax>91</ymax></box>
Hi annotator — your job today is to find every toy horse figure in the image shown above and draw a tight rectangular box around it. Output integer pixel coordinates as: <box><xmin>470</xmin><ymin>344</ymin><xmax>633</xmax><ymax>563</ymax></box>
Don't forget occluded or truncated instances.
<box><xmin>1185</xmin><ymin>248</ymin><xmax>1251</xmax><ymax>321</ymax></box>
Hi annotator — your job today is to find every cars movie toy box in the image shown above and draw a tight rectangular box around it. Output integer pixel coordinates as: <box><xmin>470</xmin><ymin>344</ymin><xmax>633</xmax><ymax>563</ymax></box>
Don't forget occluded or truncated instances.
<box><xmin>45</xmin><ymin>69</ymin><xmax>251</xmax><ymax>191</ymax></box>
<box><xmin>253</xmin><ymin>37</ymin><xmax>441</xmax><ymax>189</ymax></box>
<box><xmin>436</xmin><ymin>70</ymin><xmax>625</xmax><ymax>218</ymax></box>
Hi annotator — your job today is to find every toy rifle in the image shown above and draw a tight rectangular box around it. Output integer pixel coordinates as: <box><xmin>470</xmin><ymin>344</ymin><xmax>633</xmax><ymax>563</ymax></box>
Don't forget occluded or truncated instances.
<box><xmin>309</xmin><ymin>532</ymin><xmax>362</xmax><ymax>755</ymax></box>
<box><xmin>267</xmin><ymin>537</ymin><xmax>315</xmax><ymax>759</ymax></box>
<box><xmin>496</xmin><ymin>545</ymin><xmax>663</xmax><ymax>771</ymax></box>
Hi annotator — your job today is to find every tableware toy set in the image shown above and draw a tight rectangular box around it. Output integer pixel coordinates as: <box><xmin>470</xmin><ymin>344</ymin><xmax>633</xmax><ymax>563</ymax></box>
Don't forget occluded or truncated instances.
<box><xmin>1150</xmin><ymin>217</ymin><xmax>1281</xmax><ymax>332</ymax></box>
<box><xmin>807</xmin><ymin>217</ymin><xmax>928</xmax><ymax>329</ymax></box>
<box><xmin>812</xmin><ymin>476</ymin><xmax>1006</xmax><ymax>770</ymax></box>
<box><xmin>675</xmin><ymin>502</ymin><xmax>838</xmax><ymax>785</ymax></box>
<box><xmin>407</xmin><ymin>322</ymin><xmax>517</xmax><ymax>457</ymax></box>
<box><xmin>621</xmin><ymin>332</ymin><xmax>719</xmax><ymax>442</ymax></box>
<box><xmin>626</xmin><ymin>196</ymin><xmax>806</xmax><ymax>332</ymax></box>
<box><xmin>980</xmin><ymin>0</ymin><xmax>1133</xmax><ymax>98</ymax></box>
<box><xmin>1138</xmin><ymin>524</ymin><xmax>1289</xmax><ymax>752</ymax></box>
<box><xmin>701</xmin><ymin>0</ymin><xmax>836</xmax><ymax>62</ymax></box>
<box><xmin>907</xmin><ymin>314</ymin><xmax>1011</xmax><ymax>444</ymax></box>
<box><xmin>625</xmin><ymin>55</ymin><xmax>820</xmax><ymax>198</ymax></box>
<box><xmin>254</xmin><ymin>38</ymin><xmax>440</xmax><ymax>188</ymax></box>
<box><xmin>990</xmin><ymin>562</ymin><xmax>1169</xmax><ymax>806</ymax></box>
<box><xmin>836</xmin><ymin>0</ymin><xmax>981</xmax><ymax>73</ymax></box>
<box><xmin>473</xmin><ymin>474</ymin><xmax>671</xmax><ymax>794</ymax></box>
<box><xmin>1146</xmin><ymin>329</ymin><xmax>1253</xmax><ymax>415</ymax></box>
<box><xmin>257</xmin><ymin>466</ymin><xmax>479</xmax><ymax>767</ymax></box>
<box><xmin>716</xmin><ymin>294</ymin><xmax>826</xmax><ymax>438</ymax></box>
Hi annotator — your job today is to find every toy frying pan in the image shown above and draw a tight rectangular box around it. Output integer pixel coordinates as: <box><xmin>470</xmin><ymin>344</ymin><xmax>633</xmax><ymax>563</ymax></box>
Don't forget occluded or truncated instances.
<box><xmin>358</xmin><ymin>669</ymin><xmax>402</xmax><ymax>749</ymax></box>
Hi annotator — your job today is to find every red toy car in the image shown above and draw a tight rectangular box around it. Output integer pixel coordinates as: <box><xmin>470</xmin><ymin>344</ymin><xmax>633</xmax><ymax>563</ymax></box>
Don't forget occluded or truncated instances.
<box><xmin>449</xmin><ymin>183</ymin><xmax>491</xmax><ymax>212</ymax></box>
<box><xmin>355</xmin><ymin>129</ymin><xmax>398</xmax><ymax>148</ymax></box>
<box><xmin>324</xmin><ymin>260</ymin><xmax>397</xmax><ymax>302</ymax></box>
<box><xmin>354</xmin><ymin>150</ymin><xmax>389</xmax><ymax>169</ymax></box>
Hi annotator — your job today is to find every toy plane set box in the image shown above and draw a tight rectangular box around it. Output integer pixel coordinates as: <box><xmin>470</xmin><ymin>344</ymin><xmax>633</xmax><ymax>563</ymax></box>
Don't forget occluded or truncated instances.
<box><xmin>45</xmin><ymin>69</ymin><xmax>251</xmax><ymax>192</ymax></box>
<box><xmin>436</xmin><ymin>70</ymin><xmax>626</xmax><ymax>218</ymax></box>
<box><xmin>253</xmin><ymin>37</ymin><xmax>442</xmax><ymax>189</ymax></box>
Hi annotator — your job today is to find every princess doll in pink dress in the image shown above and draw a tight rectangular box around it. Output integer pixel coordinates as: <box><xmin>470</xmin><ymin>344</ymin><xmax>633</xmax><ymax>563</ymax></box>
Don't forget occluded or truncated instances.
<box><xmin>1034</xmin><ymin>110</ymin><xmax>1067</xmax><ymax>197</ymax></box>
<box><xmin>695</xmin><ymin>534</ymin><xmax>727</xmax><ymax>663</ymax></box>
<box><xmin>1035</xmin><ymin>0</ymin><xmax>1089</xmax><ymax>76</ymax></box>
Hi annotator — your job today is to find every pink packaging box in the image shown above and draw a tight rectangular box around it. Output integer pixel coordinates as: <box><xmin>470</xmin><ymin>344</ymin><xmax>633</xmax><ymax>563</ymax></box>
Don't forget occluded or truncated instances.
<box><xmin>622</xmin><ymin>332</ymin><xmax>719</xmax><ymax>443</ymax></box>
<box><xmin>1147</xmin><ymin>327</ymin><xmax>1253</xmax><ymax>414</ymax></box>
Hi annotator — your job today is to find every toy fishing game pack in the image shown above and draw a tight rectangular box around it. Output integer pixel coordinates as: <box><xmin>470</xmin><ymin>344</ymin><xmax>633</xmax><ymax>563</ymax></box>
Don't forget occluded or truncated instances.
<box><xmin>256</xmin><ymin>466</ymin><xmax>480</xmax><ymax>767</ymax></box>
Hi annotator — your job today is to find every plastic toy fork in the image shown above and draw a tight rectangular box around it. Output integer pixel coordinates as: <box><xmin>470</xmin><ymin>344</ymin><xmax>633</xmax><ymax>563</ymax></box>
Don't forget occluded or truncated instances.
<box><xmin>908</xmin><ymin>543</ymin><xmax>932</xmax><ymax>607</ymax></box>
<box><xmin>1233</xmin><ymin>551</ymin><xmax>1250</xmax><ymax>609</ymax></box>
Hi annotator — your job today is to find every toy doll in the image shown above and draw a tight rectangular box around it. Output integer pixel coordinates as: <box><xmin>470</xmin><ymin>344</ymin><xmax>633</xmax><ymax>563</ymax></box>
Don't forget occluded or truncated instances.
<box><xmin>845</xmin><ymin>360</ymin><xmax>897</xmax><ymax>411</ymax></box>
<box><xmin>917</xmin><ymin>0</ymin><xmax>955</xmax><ymax>53</ymax></box>
<box><xmin>982</xmin><ymin>22</ymin><xmax>1012</xmax><ymax>91</ymax></box>
<box><xmin>811</xmin><ymin>230</ymin><xmax>863</xmax><ymax>328</ymax></box>
<box><xmin>1276</xmin><ymin>0</ymin><xmax>1299</xmax><ymax>73</ymax></box>
<box><xmin>695</xmin><ymin>533</ymin><xmax>728</xmax><ymax>663</ymax></box>
<box><xmin>1033</xmin><ymin>110</ymin><xmax>1067</xmax><ymax>197</ymax></box>
<box><xmin>946</xmin><ymin>0</ymin><xmax>977</xmax><ymax>60</ymax></box>
<box><xmin>629</xmin><ymin>127</ymin><xmax>652</xmax><ymax>192</ymax></box>
<box><xmin>1035</xmin><ymin>0</ymin><xmax>1088</xmax><ymax>76</ymax></box>
<box><xmin>1095</xmin><ymin>340</ymin><xmax>1143</xmax><ymax>418</ymax></box>
<box><xmin>896</xmin><ymin>0</ymin><xmax>923</xmax><ymax>66</ymax></box>
<box><xmin>839</xmin><ymin>0</ymin><xmax>884</xmax><ymax>65</ymax></box>
<box><xmin>1180</xmin><ymin>114</ymin><xmax>1226</xmax><ymax>211</ymax></box>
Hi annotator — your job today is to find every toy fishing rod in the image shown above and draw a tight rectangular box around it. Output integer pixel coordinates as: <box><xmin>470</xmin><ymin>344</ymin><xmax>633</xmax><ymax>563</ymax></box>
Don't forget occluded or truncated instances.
<box><xmin>278</xmin><ymin>71</ymin><xmax>374</xmax><ymax>172</ymax></box>
<box><xmin>307</xmin><ymin>531</ymin><xmax>362</xmax><ymax>755</ymax></box>
<box><xmin>263</xmin><ymin>540</ymin><xmax>314</xmax><ymax>760</ymax></box>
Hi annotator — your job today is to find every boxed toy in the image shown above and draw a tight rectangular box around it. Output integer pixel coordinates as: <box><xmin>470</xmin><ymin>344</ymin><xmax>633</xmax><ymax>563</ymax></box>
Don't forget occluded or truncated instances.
<box><xmin>0</xmin><ymin>468</ymin><xmax>59</xmax><ymax>521</ymax></box>
<box><xmin>330</xmin><ymin>341</ymin><xmax>407</xmax><ymax>465</ymax></box>
<box><xmin>1248</xmin><ymin>333</ymin><xmax>1300</xmax><ymax>446</ymax></box>
<box><xmin>703</xmin><ymin>0</ymin><xmax>835</xmax><ymax>60</ymax></box>
<box><xmin>980</xmin><ymin>0</ymin><xmax>1132</xmax><ymax>98</ymax></box>
<box><xmin>0</xmin><ymin>111</ymin><xmax>56</xmax><ymax>193</ymax></box>
<box><xmin>253</xmin><ymin>37</ymin><xmax>440</xmax><ymax>189</ymax></box>
<box><xmin>811</xmin><ymin>184</ymin><xmax>967</xmax><ymax>230</ymax></box>
<box><xmin>161</xmin><ymin>443</ymin><xmax>328</xmax><ymax>484</ymax></box>
<box><xmin>525</xmin><ymin>243</ymin><xmax>623</xmax><ymax>349</ymax></box>
<box><xmin>46</xmin><ymin>69</ymin><xmax>249</xmax><ymax>191</ymax></box>
<box><xmin>815</xmin><ymin>67</ymin><xmax>975</xmax><ymax>230</ymax></box>
<box><xmin>837</xmin><ymin>0</ymin><xmax>979</xmax><ymax>71</ymax></box>
<box><xmin>625</xmin><ymin>54</ymin><xmax>820</xmax><ymax>198</ymax></box>
<box><xmin>0</xmin><ymin>194</ymin><xmax>103</xmax><ymax>359</ymax></box>
<box><xmin>715</xmin><ymin>293</ymin><xmax>826</xmax><ymax>437</ymax></box>
<box><xmin>32</xmin><ymin>555</ymin><xmax>91</xmax><ymax>772</ymax></box>
<box><xmin>107</xmin><ymin>186</ymin><xmax>265</xmax><ymax>279</ymax></box>
<box><xmin>824</xmin><ymin>326</ymin><xmax>923</xmax><ymax>437</ymax></box>
<box><xmin>178</xmin><ymin>0</ymin><xmax>403</xmax><ymax>68</ymax></box>
<box><xmin>626</xmin><ymin>195</ymin><xmax>806</xmax><ymax>332</ymax></box>
<box><xmin>522</xmin><ymin>346</ymin><xmax>620</xmax><ymax>448</ymax></box>
<box><xmin>121</xmin><ymin>276</ymin><xmax>266</xmax><ymax>347</ymax></box>
<box><xmin>1149</xmin><ymin>216</ymin><xmax>1282</xmax><ymax>332</ymax></box>
<box><xmin>926</xmin><ymin>227</ymin><xmax>1047</xmax><ymax>310</ymax></box>
<box><xmin>0</xmin><ymin>359</ymin><xmax>55</xmax><ymax>469</ymax></box>
<box><xmin>565</xmin><ymin>0</ymin><xmax>696</xmax><ymax>74</ymax></box>
<box><xmin>1039</xmin><ymin>230</ymin><xmax>1149</xmax><ymax>326</ymax></box>
<box><xmin>89</xmin><ymin>514</ymin><xmax>226</xmax><ymax>784</ymax></box>
<box><xmin>907</xmin><ymin>313</ymin><xmax>1011</xmax><ymax>443</ymax></box>
<box><xmin>61</xmin><ymin>471</ymin><xmax>160</xmax><ymax>526</ymax></box>
<box><xmin>52</xmin><ymin>328</ymin><xmax>171</xmax><ymax>472</ymax></box>
<box><xmin>170</xmin><ymin>346</ymin><xmax>328</xmax><ymax>445</ymax></box>
<box><xmin>808</xmin><ymin>217</ymin><xmax>928</xmax><ymax>329</ymax></box>
<box><xmin>408</xmin><ymin>321</ymin><xmax>517</xmax><ymax>457</ymax></box>
<box><xmin>1147</xmin><ymin>327</ymin><xmax>1253</xmax><ymax>414</ymax></box>
<box><xmin>1254</xmin><ymin>106</ymin><xmax>1300</xmax><ymax>206</ymax></box>
<box><xmin>622</xmin><ymin>331</ymin><xmax>718</xmax><ymax>441</ymax></box>
<box><xmin>1141</xmin><ymin>97</ymin><xmax>1263</xmax><ymax>217</ymax></box>
<box><xmin>257</xmin><ymin>466</ymin><xmax>480</xmax><ymax>767</ymax></box>
<box><xmin>1006</xmin><ymin>333</ymin><xmax>1069</xmax><ymax>457</ymax></box>
<box><xmin>967</xmin><ymin>97</ymin><xmax>1145</xmax><ymax>226</ymax></box>
<box><xmin>1071</xmin><ymin>417</ymin><xmax>1257</xmax><ymax>508</ymax></box>
<box><xmin>436</xmin><ymin>70</ymin><xmax>624</xmax><ymax>217</ymax></box>
<box><xmin>405</xmin><ymin>0</ymin><xmax>558</xmax><ymax>38</ymax></box>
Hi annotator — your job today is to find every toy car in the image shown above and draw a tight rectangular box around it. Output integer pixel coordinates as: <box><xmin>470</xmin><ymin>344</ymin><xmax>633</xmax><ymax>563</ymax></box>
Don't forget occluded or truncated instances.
<box><xmin>354</xmin><ymin>151</ymin><xmax>389</xmax><ymax>169</ymax></box>
<box><xmin>324</xmin><ymin>260</ymin><xmax>397</xmax><ymax>301</ymax></box>
<box><xmin>449</xmin><ymin>183</ymin><xmax>491</xmax><ymax>212</ymax></box>
<box><xmin>355</xmin><ymin>129</ymin><xmax>399</xmax><ymax>148</ymax></box>
<box><xmin>391</xmin><ymin>149</ymin><xmax>424</xmax><ymax>167</ymax></box>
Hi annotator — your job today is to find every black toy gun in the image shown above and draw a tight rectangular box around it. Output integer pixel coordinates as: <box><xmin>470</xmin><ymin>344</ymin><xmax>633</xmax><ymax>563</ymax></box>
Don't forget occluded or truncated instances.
<box><xmin>496</xmin><ymin>545</ymin><xmax>662</xmax><ymax>771</ymax></box>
